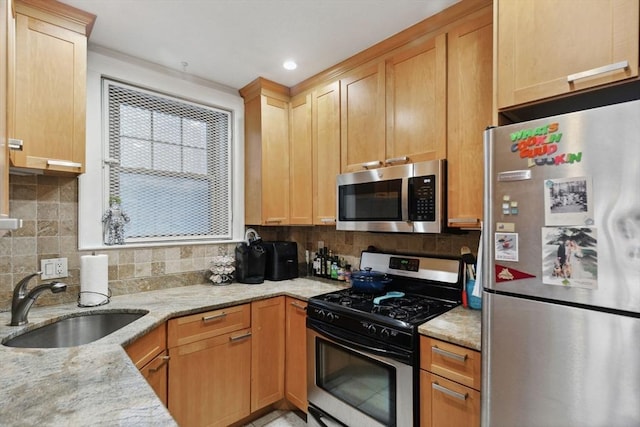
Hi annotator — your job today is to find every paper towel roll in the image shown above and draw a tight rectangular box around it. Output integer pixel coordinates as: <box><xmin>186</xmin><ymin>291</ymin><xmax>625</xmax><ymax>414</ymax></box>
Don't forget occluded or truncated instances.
<box><xmin>80</xmin><ymin>254</ymin><xmax>109</xmax><ymax>306</ymax></box>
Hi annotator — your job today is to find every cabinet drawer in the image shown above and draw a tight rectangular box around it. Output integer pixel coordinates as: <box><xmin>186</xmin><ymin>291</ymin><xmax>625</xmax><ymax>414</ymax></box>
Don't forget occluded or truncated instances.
<box><xmin>168</xmin><ymin>304</ymin><xmax>250</xmax><ymax>348</ymax></box>
<box><xmin>420</xmin><ymin>336</ymin><xmax>481</xmax><ymax>390</ymax></box>
<box><xmin>421</xmin><ymin>370</ymin><xmax>480</xmax><ymax>427</ymax></box>
<box><xmin>125</xmin><ymin>323</ymin><xmax>167</xmax><ymax>369</ymax></box>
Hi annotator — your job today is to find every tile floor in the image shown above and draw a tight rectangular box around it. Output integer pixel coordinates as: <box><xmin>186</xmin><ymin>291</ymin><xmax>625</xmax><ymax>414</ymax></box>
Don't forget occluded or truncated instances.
<box><xmin>243</xmin><ymin>410</ymin><xmax>307</xmax><ymax>427</ymax></box>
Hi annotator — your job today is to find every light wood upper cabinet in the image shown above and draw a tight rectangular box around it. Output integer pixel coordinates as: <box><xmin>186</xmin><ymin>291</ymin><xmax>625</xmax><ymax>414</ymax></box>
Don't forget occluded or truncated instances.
<box><xmin>312</xmin><ymin>81</ymin><xmax>340</xmax><ymax>225</ymax></box>
<box><xmin>251</xmin><ymin>296</ymin><xmax>285</xmax><ymax>412</ymax></box>
<box><xmin>241</xmin><ymin>78</ymin><xmax>291</xmax><ymax>225</ymax></box>
<box><xmin>340</xmin><ymin>62</ymin><xmax>386</xmax><ymax>172</ymax></box>
<box><xmin>8</xmin><ymin>0</ymin><xmax>95</xmax><ymax>175</ymax></box>
<box><xmin>446</xmin><ymin>6</ymin><xmax>492</xmax><ymax>228</ymax></box>
<box><xmin>289</xmin><ymin>93</ymin><xmax>313</xmax><ymax>225</ymax></box>
<box><xmin>284</xmin><ymin>297</ymin><xmax>308</xmax><ymax>412</ymax></box>
<box><xmin>496</xmin><ymin>0</ymin><xmax>639</xmax><ymax>109</ymax></box>
<box><xmin>386</xmin><ymin>35</ymin><xmax>447</xmax><ymax>165</ymax></box>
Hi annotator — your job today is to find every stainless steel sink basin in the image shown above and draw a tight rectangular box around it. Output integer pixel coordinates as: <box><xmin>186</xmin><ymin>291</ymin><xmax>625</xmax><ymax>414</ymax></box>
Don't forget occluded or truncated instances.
<box><xmin>3</xmin><ymin>310</ymin><xmax>148</xmax><ymax>348</ymax></box>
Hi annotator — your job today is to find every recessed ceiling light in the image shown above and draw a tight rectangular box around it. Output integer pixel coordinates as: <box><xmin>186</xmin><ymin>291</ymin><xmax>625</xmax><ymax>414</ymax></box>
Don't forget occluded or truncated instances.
<box><xmin>283</xmin><ymin>60</ymin><xmax>297</xmax><ymax>71</ymax></box>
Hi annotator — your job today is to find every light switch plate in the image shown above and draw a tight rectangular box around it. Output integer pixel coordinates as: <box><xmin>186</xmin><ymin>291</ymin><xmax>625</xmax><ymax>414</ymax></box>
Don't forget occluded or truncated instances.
<box><xmin>41</xmin><ymin>257</ymin><xmax>68</xmax><ymax>280</ymax></box>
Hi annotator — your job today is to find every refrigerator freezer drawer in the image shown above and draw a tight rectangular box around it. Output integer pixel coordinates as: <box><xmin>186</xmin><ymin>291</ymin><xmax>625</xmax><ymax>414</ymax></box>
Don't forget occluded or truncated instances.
<box><xmin>482</xmin><ymin>292</ymin><xmax>640</xmax><ymax>427</ymax></box>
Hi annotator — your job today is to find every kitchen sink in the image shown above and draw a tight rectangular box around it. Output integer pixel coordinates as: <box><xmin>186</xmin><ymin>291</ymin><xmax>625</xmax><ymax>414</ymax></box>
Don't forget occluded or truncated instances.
<box><xmin>3</xmin><ymin>310</ymin><xmax>148</xmax><ymax>348</ymax></box>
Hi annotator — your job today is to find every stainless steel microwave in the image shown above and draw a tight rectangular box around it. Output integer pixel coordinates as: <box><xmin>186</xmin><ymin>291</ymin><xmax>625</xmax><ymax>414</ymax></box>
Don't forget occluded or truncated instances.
<box><xmin>336</xmin><ymin>159</ymin><xmax>445</xmax><ymax>233</ymax></box>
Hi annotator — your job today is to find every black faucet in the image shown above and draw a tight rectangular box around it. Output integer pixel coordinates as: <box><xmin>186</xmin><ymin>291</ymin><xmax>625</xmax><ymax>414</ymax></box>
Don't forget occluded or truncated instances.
<box><xmin>10</xmin><ymin>272</ymin><xmax>67</xmax><ymax>326</ymax></box>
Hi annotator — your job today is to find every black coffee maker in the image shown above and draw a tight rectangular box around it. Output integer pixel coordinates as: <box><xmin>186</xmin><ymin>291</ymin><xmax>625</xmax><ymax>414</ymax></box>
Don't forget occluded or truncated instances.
<box><xmin>235</xmin><ymin>228</ymin><xmax>267</xmax><ymax>284</ymax></box>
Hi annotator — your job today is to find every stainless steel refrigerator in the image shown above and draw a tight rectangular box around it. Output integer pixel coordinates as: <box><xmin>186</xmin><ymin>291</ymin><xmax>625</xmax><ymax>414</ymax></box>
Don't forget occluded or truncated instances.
<box><xmin>482</xmin><ymin>99</ymin><xmax>640</xmax><ymax>427</ymax></box>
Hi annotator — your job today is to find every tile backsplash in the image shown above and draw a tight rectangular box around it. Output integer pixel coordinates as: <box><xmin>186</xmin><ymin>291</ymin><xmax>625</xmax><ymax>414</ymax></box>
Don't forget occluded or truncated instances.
<box><xmin>0</xmin><ymin>175</ymin><xmax>480</xmax><ymax>311</ymax></box>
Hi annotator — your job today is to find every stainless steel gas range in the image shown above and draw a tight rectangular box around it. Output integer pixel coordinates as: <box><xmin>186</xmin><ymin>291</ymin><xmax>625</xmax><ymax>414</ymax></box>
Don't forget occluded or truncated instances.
<box><xmin>306</xmin><ymin>250</ymin><xmax>463</xmax><ymax>426</ymax></box>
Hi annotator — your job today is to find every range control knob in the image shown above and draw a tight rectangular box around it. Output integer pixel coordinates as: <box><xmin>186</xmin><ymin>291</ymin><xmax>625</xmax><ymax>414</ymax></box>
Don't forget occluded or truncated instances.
<box><xmin>326</xmin><ymin>312</ymin><xmax>335</xmax><ymax>322</ymax></box>
<box><xmin>367</xmin><ymin>324</ymin><xmax>377</xmax><ymax>335</ymax></box>
<box><xmin>316</xmin><ymin>309</ymin><xmax>326</xmax><ymax>320</ymax></box>
<box><xmin>380</xmin><ymin>328</ymin><xmax>390</xmax><ymax>339</ymax></box>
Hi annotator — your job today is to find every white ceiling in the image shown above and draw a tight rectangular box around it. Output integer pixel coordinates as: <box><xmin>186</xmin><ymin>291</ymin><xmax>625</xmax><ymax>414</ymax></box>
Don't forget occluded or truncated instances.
<box><xmin>63</xmin><ymin>0</ymin><xmax>460</xmax><ymax>91</ymax></box>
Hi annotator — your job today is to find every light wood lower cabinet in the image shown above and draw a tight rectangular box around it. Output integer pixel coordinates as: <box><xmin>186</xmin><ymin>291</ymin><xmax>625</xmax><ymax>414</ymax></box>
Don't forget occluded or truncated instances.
<box><xmin>167</xmin><ymin>304</ymin><xmax>252</xmax><ymax>427</ymax></box>
<box><xmin>420</xmin><ymin>336</ymin><xmax>481</xmax><ymax>427</ymax></box>
<box><xmin>251</xmin><ymin>296</ymin><xmax>286</xmax><ymax>411</ymax></box>
<box><xmin>284</xmin><ymin>297</ymin><xmax>308</xmax><ymax>412</ymax></box>
<box><xmin>166</xmin><ymin>299</ymin><xmax>286</xmax><ymax>426</ymax></box>
<box><xmin>125</xmin><ymin>323</ymin><xmax>168</xmax><ymax>406</ymax></box>
<box><xmin>169</xmin><ymin>327</ymin><xmax>252</xmax><ymax>427</ymax></box>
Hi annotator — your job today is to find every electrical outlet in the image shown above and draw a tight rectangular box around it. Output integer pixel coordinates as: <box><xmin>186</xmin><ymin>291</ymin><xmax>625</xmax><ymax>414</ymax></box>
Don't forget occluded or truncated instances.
<box><xmin>41</xmin><ymin>257</ymin><xmax>68</xmax><ymax>280</ymax></box>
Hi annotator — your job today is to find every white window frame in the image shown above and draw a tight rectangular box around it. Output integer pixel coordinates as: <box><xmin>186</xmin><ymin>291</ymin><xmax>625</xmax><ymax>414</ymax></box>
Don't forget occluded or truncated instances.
<box><xmin>79</xmin><ymin>48</ymin><xmax>245</xmax><ymax>250</ymax></box>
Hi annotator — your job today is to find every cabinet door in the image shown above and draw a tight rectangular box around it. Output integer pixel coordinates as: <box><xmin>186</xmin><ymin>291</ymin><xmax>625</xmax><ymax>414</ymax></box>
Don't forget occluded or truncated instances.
<box><xmin>140</xmin><ymin>350</ymin><xmax>169</xmax><ymax>407</ymax></box>
<box><xmin>496</xmin><ymin>0</ymin><xmax>639</xmax><ymax>109</ymax></box>
<box><xmin>340</xmin><ymin>62</ymin><xmax>385</xmax><ymax>172</ymax></box>
<box><xmin>289</xmin><ymin>93</ymin><xmax>313</xmax><ymax>225</ymax></box>
<box><xmin>10</xmin><ymin>12</ymin><xmax>87</xmax><ymax>174</ymax></box>
<box><xmin>168</xmin><ymin>328</ymin><xmax>252</xmax><ymax>427</ymax></box>
<box><xmin>386</xmin><ymin>35</ymin><xmax>446</xmax><ymax>165</ymax></box>
<box><xmin>284</xmin><ymin>297</ymin><xmax>308</xmax><ymax>412</ymax></box>
<box><xmin>261</xmin><ymin>95</ymin><xmax>290</xmax><ymax>224</ymax></box>
<box><xmin>420</xmin><ymin>371</ymin><xmax>480</xmax><ymax>427</ymax></box>
<box><xmin>446</xmin><ymin>6</ymin><xmax>492</xmax><ymax>228</ymax></box>
<box><xmin>312</xmin><ymin>81</ymin><xmax>340</xmax><ymax>225</ymax></box>
<box><xmin>251</xmin><ymin>296</ymin><xmax>285</xmax><ymax>411</ymax></box>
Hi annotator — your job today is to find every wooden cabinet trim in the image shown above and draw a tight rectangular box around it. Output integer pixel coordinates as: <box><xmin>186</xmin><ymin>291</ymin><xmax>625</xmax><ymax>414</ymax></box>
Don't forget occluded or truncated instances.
<box><xmin>290</xmin><ymin>0</ymin><xmax>492</xmax><ymax>95</ymax></box>
<box><xmin>13</xmin><ymin>0</ymin><xmax>96</xmax><ymax>36</ymax></box>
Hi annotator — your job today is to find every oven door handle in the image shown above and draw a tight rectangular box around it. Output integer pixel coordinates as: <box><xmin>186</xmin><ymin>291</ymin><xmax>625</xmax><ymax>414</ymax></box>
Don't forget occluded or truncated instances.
<box><xmin>309</xmin><ymin>321</ymin><xmax>412</xmax><ymax>364</ymax></box>
<box><xmin>308</xmin><ymin>405</ymin><xmax>348</xmax><ymax>427</ymax></box>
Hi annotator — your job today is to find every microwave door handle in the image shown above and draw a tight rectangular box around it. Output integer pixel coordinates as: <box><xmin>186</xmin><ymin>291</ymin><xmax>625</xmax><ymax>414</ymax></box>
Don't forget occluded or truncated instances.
<box><xmin>402</xmin><ymin>176</ymin><xmax>410</xmax><ymax>221</ymax></box>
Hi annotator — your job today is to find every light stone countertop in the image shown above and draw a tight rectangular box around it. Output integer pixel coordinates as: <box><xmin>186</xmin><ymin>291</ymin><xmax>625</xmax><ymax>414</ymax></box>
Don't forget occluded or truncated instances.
<box><xmin>0</xmin><ymin>277</ymin><xmax>481</xmax><ymax>425</ymax></box>
<box><xmin>418</xmin><ymin>305</ymin><xmax>482</xmax><ymax>351</ymax></box>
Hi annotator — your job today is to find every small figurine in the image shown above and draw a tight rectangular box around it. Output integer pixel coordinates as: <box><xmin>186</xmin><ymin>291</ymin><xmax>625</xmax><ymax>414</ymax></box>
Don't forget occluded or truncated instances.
<box><xmin>102</xmin><ymin>196</ymin><xmax>130</xmax><ymax>245</ymax></box>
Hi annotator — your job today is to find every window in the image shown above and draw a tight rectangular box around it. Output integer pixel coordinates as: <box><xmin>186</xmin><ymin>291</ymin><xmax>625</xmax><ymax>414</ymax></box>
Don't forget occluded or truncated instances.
<box><xmin>103</xmin><ymin>79</ymin><xmax>233</xmax><ymax>243</ymax></box>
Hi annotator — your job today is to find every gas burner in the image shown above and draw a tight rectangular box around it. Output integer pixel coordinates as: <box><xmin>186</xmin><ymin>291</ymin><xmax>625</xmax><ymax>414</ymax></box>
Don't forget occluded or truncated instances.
<box><xmin>371</xmin><ymin>305</ymin><xmax>410</xmax><ymax>320</ymax></box>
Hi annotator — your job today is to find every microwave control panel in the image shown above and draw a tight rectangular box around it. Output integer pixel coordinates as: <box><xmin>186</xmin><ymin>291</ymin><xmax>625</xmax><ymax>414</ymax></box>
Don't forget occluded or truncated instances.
<box><xmin>408</xmin><ymin>175</ymin><xmax>436</xmax><ymax>221</ymax></box>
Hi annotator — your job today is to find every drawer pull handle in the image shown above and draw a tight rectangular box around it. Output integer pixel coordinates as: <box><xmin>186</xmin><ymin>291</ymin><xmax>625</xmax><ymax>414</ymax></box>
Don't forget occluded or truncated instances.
<box><xmin>361</xmin><ymin>160</ymin><xmax>382</xmax><ymax>169</ymax></box>
<box><xmin>148</xmin><ymin>356</ymin><xmax>170</xmax><ymax>373</ymax></box>
<box><xmin>320</xmin><ymin>218</ymin><xmax>336</xmax><ymax>223</ymax></box>
<box><xmin>432</xmin><ymin>346</ymin><xmax>468</xmax><ymax>362</ymax></box>
<box><xmin>47</xmin><ymin>159</ymin><xmax>83</xmax><ymax>169</ymax></box>
<box><xmin>8</xmin><ymin>139</ymin><xmax>23</xmax><ymax>150</ymax></box>
<box><xmin>229</xmin><ymin>332</ymin><xmax>252</xmax><ymax>342</ymax></box>
<box><xmin>202</xmin><ymin>312</ymin><xmax>227</xmax><ymax>322</ymax></box>
<box><xmin>432</xmin><ymin>382</ymin><xmax>468</xmax><ymax>401</ymax></box>
<box><xmin>567</xmin><ymin>60</ymin><xmax>629</xmax><ymax>83</ymax></box>
<box><xmin>290</xmin><ymin>302</ymin><xmax>307</xmax><ymax>311</ymax></box>
<box><xmin>448</xmin><ymin>218</ymin><xmax>479</xmax><ymax>224</ymax></box>
<box><xmin>385</xmin><ymin>156</ymin><xmax>408</xmax><ymax>165</ymax></box>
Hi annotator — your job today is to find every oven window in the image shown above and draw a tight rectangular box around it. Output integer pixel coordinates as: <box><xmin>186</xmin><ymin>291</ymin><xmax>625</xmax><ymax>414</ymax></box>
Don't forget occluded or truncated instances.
<box><xmin>338</xmin><ymin>179</ymin><xmax>402</xmax><ymax>221</ymax></box>
<box><xmin>316</xmin><ymin>340</ymin><xmax>396</xmax><ymax>426</ymax></box>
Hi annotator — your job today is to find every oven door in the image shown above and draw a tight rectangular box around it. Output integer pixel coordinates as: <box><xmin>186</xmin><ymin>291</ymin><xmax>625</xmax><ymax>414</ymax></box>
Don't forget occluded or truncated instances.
<box><xmin>307</xmin><ymin>320</ymin><xmax>415</xmax><ymax>427</ymax></box>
